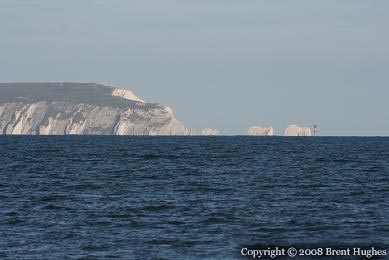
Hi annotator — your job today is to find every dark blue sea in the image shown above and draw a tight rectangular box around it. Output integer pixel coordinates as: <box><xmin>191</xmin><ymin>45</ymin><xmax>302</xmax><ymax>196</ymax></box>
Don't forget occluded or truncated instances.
<box><xmin>0</xmin><ymin>137</ymin><xmax>388</xmax><ymax>259</ymax></box>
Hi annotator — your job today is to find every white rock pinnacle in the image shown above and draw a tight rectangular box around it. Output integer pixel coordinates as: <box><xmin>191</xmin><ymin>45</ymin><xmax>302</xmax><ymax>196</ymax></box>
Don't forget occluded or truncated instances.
<box><xmin>284</xmin><ymin>124</ymin><xmax>312</xmax><ymax>136</ymax></box>
<box><xmin>201</xmin><ymin>128</ymin><xmax>221</xmax><ymax>136</ymax></box>
<box><xmin>247</xmin><ymin>126</ymin><xmax>274</xmax><ymax>136</ymax></box>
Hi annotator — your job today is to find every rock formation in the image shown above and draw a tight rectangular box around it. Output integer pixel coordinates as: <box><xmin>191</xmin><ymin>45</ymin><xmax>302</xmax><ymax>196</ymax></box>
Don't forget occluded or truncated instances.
<box><xmin>284</xmin><ymin>124</ymin><xmax>312</xmax><ymax>136</ymax></box>
<box><xmin>201</xmin><ymin>128</ymin><xmax>221</xmax><ymax>136</ymax></box>
<box><xmin>0</xmin><ymin>83</ymin><xmax>189</xmax><ymax>135</ymax></box>
<box><xmin>247</xmin><ymin>126</ymin><xmax>274</xmax><ymax>136</ymax></box>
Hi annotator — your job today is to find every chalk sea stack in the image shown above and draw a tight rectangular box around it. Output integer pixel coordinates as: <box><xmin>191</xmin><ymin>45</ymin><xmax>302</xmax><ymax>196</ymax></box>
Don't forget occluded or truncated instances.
<box><xmin>247</xmin><ymin>126</ymin><xmax>274</xmax><ymax>136</ymax></box>
<box><xmin>201</xmin><ymin>128</ymin><xmax>221</xmax><ymax>136</ymax></box>
<box><xmin>284</xmin><ymin>124</ymin><xmax>312</xmax><ymax>136</ymax></box>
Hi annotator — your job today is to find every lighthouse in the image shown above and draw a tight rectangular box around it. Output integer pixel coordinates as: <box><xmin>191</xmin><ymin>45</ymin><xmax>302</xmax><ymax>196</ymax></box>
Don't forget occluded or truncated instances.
<box><xmin>313</xmin><ymin>124</ymin><xmax>319</xmax><ymax>136</ymax></box>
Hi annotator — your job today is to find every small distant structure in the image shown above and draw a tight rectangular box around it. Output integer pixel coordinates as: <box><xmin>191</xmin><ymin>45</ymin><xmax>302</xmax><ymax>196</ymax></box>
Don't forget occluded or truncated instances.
<box><xmin>313</xmin><ymin>124</ymin><xmax>319</xmax><ymax>136</ymax></box>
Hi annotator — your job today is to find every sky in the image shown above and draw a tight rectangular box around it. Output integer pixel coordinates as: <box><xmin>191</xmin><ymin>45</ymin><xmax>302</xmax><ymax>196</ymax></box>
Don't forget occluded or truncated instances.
<box><xmin>0</xmin><ymin>0</ymin><xmax>388</xmax><ymax>136</ymax></box>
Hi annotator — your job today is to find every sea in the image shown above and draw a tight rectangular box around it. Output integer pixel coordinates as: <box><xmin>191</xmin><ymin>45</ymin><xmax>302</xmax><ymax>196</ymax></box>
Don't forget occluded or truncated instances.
<box><xmin>0</xmin><ymin>136</ymin><xmax>388</xmax><ymax>259</ymax></box>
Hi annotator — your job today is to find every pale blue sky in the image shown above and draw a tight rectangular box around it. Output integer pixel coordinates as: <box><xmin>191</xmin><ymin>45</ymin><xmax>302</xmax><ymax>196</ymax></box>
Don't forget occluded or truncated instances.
<box><xmin>1</xmin><ymin>0</ymin><xmax>388</xmax><ymax>135</ymax></box>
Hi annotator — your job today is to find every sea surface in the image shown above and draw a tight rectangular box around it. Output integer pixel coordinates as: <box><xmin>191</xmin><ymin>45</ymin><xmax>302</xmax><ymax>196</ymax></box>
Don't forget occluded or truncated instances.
<box><xmin>0</xmin><ymin>137</ymin><xmax>388</xmax><ymax>259</ymax></box>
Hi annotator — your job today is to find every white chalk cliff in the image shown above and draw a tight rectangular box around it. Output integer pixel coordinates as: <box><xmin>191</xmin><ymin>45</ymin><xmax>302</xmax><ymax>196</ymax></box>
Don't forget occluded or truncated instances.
<box><xmin>284</xmin><ymin>124</ymin><xmax>312</xmax><ymax>136</ymax></box>
<box><xmin>0</xmin><ymin>83</ymin><xmax>189</xmax><ymax>135</ymax></box>
<box><xmin>201</xmin><ymin>128</ymin><xmax>221</xmax><ymax>136</ymax></box>
<box><xmin>247</xmin><ymin>126</ymin><xmax>274</xmax><ymax>136</ymax></box>
<box><xmin>112</xmin><ymin>88</ymin><xmax>145</xmax><ymax>103</ymax></box>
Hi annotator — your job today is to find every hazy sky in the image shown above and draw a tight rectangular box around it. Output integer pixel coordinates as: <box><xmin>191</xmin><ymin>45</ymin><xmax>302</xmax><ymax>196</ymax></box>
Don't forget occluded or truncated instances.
<box><xmin>1</xmin><ymin>0</ymin><xmax>388</xmax><ymax>135</ymax></box>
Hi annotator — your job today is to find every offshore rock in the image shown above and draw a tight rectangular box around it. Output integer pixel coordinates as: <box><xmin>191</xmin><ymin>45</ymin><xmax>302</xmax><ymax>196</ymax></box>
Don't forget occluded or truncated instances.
<box><xmin>284</xmin><ymin>124</ymin><xmax>312</xmax><ymax>136</ymax></box>
<box><xmin>247</xmin><ymin>126</ymin><xmax>274</xmax><ymax>136</ymax></box>
<box><xmin>0</xmin><ymin>83</ymin><xmax>189</xmax><ymax>135</ymax></box>
<box><xmin>201</xmin><ymin>128</ymin><xmax>221</xmax><ymax>136</ymax></box>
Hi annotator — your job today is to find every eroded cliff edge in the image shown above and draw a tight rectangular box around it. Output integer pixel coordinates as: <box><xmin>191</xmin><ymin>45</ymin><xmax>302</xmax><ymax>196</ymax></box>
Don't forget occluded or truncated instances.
<box><xmin>0</xmin><ymin>83</ymin><xmax>189</xmax><ymax>135</ymax></box>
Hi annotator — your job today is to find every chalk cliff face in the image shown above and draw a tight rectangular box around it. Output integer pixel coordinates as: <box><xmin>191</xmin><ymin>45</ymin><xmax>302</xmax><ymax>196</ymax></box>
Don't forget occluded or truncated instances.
<box><xmin>201</xmin><ymin>128</ymin><xmax>221</xmax><ymax>136</ymax></box>
<box><xmin>284</xmin><ymin>124</ymin><xmax>312</xmax><ymax>136</ymax></box>
<box><xmin>111</xmin><ymin>88</ymin><xmax>145</xmax><ymax>103</ymax></box>
<box><xmin>247</xmin><ymin>126</ymin><xmax>274</xmax><ymax>136</ymax></box>
<box><xmin>0</xmin><ymin>83</ymin><xmax>189</xmax><ymax>135</ymax></box>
